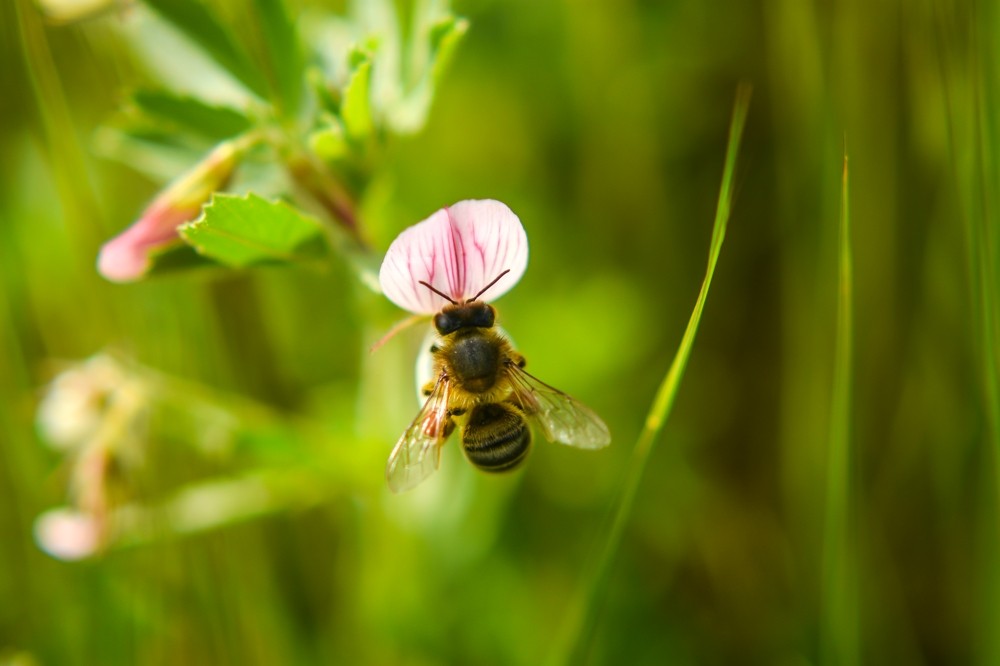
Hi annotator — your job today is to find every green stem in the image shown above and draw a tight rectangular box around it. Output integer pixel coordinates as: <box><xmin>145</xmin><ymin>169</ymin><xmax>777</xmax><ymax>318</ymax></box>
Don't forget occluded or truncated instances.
<box><xmin>547</xmin><ymin>83</ymin><xmax>752</xmax><ymax>666</ymax></box>
<box><xmin>819</xmin><ymin>143</ymin><xmax>858</xmax><ymax>666</ymax></box>
<box><xmin>935</xmin><ymin>7</ymin><xmax>1000</xmax><ymax>662</ymax></box>
<box><xmin>285</xmin><ymin>152</ymin><xmax>364</xmax><ymax>246</ymax></box>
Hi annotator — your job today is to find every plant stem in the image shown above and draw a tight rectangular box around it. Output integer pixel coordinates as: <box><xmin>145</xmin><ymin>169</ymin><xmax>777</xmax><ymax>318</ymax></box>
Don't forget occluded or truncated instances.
<box><xmin>820</xmin><ymin>142</ymin><xmax>858</xmax><ymax>666</ymax></box>
<box><xmin>547</xmin><ymin>82</ymin><xmax>752</xmax><ymax>666</ymax></box>
<box><xmin>284</xmin><ymin>152</ymin><xmax>364</xmax><ymax>246</ymax></box>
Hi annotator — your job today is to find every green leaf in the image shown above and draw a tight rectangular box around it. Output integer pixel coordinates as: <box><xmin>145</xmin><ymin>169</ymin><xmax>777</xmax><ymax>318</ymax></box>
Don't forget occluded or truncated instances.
<box><xmin>385</xmin><ymin>12</ymin><xmax>468</xmax><ymax>134</ymax></box>
<box><xmin>92</xmin><ymin>125</ymin><xmax>208</xmax><ymax>182</ymax></box>
<box><xmin>428</xmin><ymin>15</ymin><xmax>469</xmax><ymax>83</ymax></box>
<box><xmin>179</xmin><ymin>193</ymin><xmax>330</xmax><ymax>268</ymax></box>
<box><xmin>143</xmin><ymin>0</ymin><xmax>268</xmax><ymax>98</ymax></box>
<box><xmin>132</xmin><ymin>89</ymin><xmax>252</xmax><ymax>142</ymax></box>
<box><xmin>307</xmin><ymin>66</ymin><xmax>341</xmax><ymax>115</ymax></box>
<box><xmin>145</xmin><ymin>242</ymin><xmax>222</xmax><ymax>276</ymax></box>
<box><xmin>251</xmin><ymin>0</ymin><xmax>304</xmax><ymax>114</ymax></box>
<box><xmin>308</xmin><ymin>121</ymin><xmax>349</xmax><ymax>161</ymax></box>
<box><xmin>341</xmin><ymin>58</ymin><xmax>374</xmax><ymax>140</ymax></box>
<box><xmin>348</xmin><ymin>41</ymin><xmax>376</xmax><ymax>69</ymax></box>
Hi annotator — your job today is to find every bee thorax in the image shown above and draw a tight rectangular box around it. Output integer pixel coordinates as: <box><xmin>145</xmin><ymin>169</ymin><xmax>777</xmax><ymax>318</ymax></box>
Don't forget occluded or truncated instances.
<box><xmin>445</xmin><ymin>334</ymin><xmax>501</xmax><ymax>392</ymax></box>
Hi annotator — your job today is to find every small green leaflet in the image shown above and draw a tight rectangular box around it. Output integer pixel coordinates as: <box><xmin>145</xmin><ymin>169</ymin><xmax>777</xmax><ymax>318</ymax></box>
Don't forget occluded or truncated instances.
<box><xmin>251</xmin><ymin>0</ymin><xmax>304</xmax><ymax>115</ymax></box>
<box><xmin>180</xmin><ymin>194</ymin><xmax>330</xmax><ymax>268</ymax></box>
<box><xmin>341</xmin><ymin>59</ymin><xmax>373</xmax><ymax>140</ymax></box>
<box><xmin>131</xmin><ymin>90</ymin><xmax>252</xmax><ymax>142</ymax></box>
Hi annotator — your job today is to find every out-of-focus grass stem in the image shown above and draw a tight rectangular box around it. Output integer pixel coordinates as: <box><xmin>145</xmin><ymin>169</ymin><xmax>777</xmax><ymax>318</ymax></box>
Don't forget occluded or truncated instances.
<box><xmin>13</xmin><ymin>0</ymin><xmax>103</xmax><ymax>249</ymax></box>
<box><xmin>935</xmin><ymin>4</ymin><xmax>1000</xmax><ymax>661</ymax></box>
<box><xmin>971</xmin><ymin>12</ymin><xmax>1000</xmax><ymax>664</ymax></box>
<box><xmin>547</xmin><ymin>83</ymin><xmax>751</xmax><ymax>666</ymax></box>
<box><xmin>971</xmin><ymin>16</ymin><xmax>1000</xmax><ymax>518</ymax></box>
<box><xmin>820</xmin><ymin>144</ymin><xmax>858</xmax><ymax>665</ymax></box>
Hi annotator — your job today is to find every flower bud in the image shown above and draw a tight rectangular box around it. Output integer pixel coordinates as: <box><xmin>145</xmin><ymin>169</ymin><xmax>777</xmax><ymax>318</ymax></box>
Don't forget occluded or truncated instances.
<box><xmin>97</xmin><ymin>140</ymin><xmax>245</xmax><ymax>282</ymax></box>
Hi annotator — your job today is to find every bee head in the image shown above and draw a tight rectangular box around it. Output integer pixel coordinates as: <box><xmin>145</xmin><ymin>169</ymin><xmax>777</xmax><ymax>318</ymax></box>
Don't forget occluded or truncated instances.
<box><xmin>434</xmin><ymin>302</ymin><xmax>496</xmax><ymax>335</ymax></box>
<box><xmin>419</xmin><ymin>269</ymin><xmax>510</xmax><ymax>335</ymax></box>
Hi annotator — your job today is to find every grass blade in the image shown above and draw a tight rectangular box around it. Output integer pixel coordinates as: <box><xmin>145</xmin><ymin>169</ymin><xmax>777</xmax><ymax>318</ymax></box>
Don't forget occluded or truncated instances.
<box><xmin>820</xmin><ymin>144</ymin><xmax>858</xmax><ymax>665</ymax></box>
<box><xmin>969</xmin><ymin>12</ymin><xmax>1000</xmax><ymax>664</ymax></box>
<box><xmin>935</xmin><ymin>7</ymin><xmax>1000</xmax><ymax>661</ymax></box>
<box><xmin>547</xmin><ymin>83</ymin><xmax>752</xmax><ymax>666</ymax></box>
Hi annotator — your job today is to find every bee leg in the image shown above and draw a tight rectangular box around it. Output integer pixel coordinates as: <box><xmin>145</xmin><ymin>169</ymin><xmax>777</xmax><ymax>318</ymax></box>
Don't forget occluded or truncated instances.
<box><xmin>441</xmin><ymin>416</ymin><xmax>456</xmax><ymax>439</ymax></box>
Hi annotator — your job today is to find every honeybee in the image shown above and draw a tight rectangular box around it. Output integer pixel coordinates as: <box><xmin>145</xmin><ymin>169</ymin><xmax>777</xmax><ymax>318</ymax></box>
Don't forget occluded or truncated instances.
<box><xmin>386</xmin><ymin>272</ymin><xmax>611</xmax><ymax>493</ymax></box>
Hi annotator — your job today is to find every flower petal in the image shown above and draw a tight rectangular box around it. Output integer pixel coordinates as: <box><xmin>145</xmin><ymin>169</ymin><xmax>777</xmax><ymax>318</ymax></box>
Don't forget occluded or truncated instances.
<box><xmin>97</xmin><ymin>140</ymin><xmax>244</xmax><ymax>283</ymax></box>
<box><xmin>97</xmin><ymin>201</ymin><xmax>193</xmax><ymax>282</ymax></box>
<box><xmin>379</xmin><ymin>199</ymin><xmax>529</xmax><ymax>313</ymax></box>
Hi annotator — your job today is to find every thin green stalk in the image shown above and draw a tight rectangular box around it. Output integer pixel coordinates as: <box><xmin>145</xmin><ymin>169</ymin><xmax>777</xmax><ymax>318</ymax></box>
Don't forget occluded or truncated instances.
<box><xmin>547</xmin><ymin>83</ymin><xmax>752</xmax><ymax>666</ymax></box>
<box><xmin>935</xmin><ymin>5</ymin><xmax>1000</xmax><ymax>661</ymax></box>
<box><xmin>971</xmin><ymin>13</ymin><xmax>1000</xmax><ymax>665</ymax></box>
<box><xmin>14</xmin><ymin>0</ymin><xmax>103</xmax><ymax>249</ymax></box>
<box><xmin>972</xmin><ymin>6</ymin><xmax>1000</xmax><ymax>532</ymax></box>
<box><xmin>820</xmin><ymin>145</ymin><xmax>858</xmax><ymax>665</ymax></box>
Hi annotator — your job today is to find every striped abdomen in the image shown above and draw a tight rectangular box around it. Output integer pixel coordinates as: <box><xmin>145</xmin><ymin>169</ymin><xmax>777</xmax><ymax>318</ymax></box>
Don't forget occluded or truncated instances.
<box><xmin>461</xmin><ymin>402</ymin><xmax>531</xmax><ymax>472</ymax></box>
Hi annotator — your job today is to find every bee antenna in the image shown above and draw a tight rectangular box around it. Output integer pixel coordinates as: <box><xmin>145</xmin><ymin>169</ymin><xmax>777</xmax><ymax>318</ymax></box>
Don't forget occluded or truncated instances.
<box><xmin>469</xmin><ymin>269</ymin><xmax>511</xmax><ymax>302</ymax></box>
<box><xmin>418</xmin><ymin>280</ymin><xmax>458</xmax><ymax>305</ymax></box>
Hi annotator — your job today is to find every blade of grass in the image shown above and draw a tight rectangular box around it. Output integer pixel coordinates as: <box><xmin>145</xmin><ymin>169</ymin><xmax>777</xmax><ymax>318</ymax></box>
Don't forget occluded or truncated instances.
<box><xmin>956</xmin><ymin>13</ymin><xmax>1000</xmax><ymax>664</ymax></box>
<box><xmin>935</xmin><ymin>5</ymin><xmax>1000</xmax><ymax>662</ymax></box>
<box><xmin>969</xmin><ymin>14</ymin><xmax>1000</xmax><ymax>664</ymax></box>
<box><xmin>820</xmin><ymin>143</ymin><xmax>858</xmax><ymax>665</ymax></box>
<box><xmin>14</xmin><ymin>0</ymin><xmax>103</xmax><ymax>250</ymax></box>
<box><xmin>546</xmin><ymin>83</ymin><xmax>752</xmax><ymax>666</ymax></box>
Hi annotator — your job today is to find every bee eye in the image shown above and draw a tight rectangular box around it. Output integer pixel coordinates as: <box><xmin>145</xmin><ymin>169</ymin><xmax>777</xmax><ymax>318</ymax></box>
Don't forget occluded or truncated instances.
<box><xmin>434</xmin><ymin>313</ymin><xmax>457</xmax><ymax>334</ymax></box>
<box><xmin>479</xmin><ymin>306</ymin><xmax>496</xmax><ymax>328</ymax></box>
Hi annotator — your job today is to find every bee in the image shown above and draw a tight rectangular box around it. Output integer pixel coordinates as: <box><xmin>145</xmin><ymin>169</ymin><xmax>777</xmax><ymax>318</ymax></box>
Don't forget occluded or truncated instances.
<box><xmin>386</xmin><ymin>271</ymin><xmax>611</xmax><ymax>493</ymax></box>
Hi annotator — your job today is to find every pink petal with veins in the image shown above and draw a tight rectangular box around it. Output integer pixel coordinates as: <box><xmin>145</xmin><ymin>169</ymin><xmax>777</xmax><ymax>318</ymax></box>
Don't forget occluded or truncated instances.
<box><xmin>379</xmin><ymin>199</ymin><xmax>529</xmax><ymax>314</ymax></box>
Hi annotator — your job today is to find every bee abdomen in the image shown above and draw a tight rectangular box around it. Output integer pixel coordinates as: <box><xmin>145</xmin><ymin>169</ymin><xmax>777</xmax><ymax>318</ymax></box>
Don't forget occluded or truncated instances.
<box><xmin>462</xmin><ymin>403</ymin><xmax>531</xmax><ymax>473</ymax></box>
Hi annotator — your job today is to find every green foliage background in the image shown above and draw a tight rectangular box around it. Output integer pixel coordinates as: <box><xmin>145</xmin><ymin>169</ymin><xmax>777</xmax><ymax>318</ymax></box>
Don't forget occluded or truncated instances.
<box><xmin>1</xmin><ymin>0</ymin><xmax>996</xmax><ymax>664</ymax></box>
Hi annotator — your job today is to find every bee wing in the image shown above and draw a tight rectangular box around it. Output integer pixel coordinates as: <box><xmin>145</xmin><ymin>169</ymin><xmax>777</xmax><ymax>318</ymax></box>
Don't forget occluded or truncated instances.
<box><xmin>385</xmin><ymin>374</ymin><xmax>454</xmax><ymax>493</ymax></box>
<box><xmin>505</xmin><ymin>364</ymin><xmax>611</xmax><ymax>449</ymax></box>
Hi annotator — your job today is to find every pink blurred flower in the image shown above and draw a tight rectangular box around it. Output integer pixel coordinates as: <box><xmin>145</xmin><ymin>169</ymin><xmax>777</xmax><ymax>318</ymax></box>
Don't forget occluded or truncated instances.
<box><xmin>34</xmin><ymin>508</ymin><xmax>102</xmax><ymax>561</ymax></box>
<box><xmin>97</xmin><ymin>140</ymin><xmax>244</xmax><ymax>282</ymax></box>
<box><xmin>378</xmin><ymin>199</ymin><xmax>529</xmax><ymax>313</ymax></box>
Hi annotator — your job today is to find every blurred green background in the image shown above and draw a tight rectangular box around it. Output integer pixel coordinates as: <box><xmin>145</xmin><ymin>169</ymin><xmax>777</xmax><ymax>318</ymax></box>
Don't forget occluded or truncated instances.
<box><xmin>1</xmin><ymin>0</ymin><xmax>997</xmax><ymax>664</ymax></box>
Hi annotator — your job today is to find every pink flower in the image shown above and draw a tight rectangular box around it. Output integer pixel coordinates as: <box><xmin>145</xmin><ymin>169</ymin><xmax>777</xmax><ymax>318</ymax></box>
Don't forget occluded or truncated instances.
<box><xmin>379</xmin><ymin>199</ymin><xmax>529</xmax><ymax>313</ymax></box>
<box><xmin>97</xmin><ymin>140</ymin><xmax>244</xmax><ymax>282</ymax></box>
<box><xmin>34</xmin><ymin>508</ymin><xmax>102</xmax><ymax>561</ymax></box>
